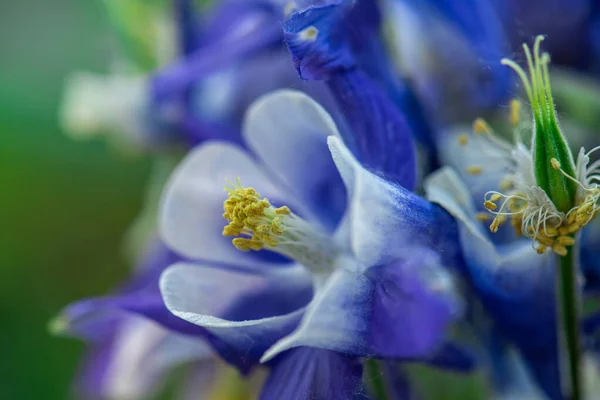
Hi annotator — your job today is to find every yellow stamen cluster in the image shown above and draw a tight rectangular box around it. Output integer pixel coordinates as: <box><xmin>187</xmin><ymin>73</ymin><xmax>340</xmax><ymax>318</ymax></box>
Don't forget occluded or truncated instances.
<box><xmin>222</xmin><ymin>180</ymin><xmax>291</xmax><ymax>251</ymax></box>
<box><xmin>484</xmin><ymin>191</ymin><xmax>598</xmax><ymax>256</ymax></box>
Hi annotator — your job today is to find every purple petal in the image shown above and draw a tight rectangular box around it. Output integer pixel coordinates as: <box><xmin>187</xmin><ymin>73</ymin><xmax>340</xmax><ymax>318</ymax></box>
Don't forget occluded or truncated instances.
<box><xmin>262</xmin><ymin>250</ymin><xmax>459</xmax><ymax>361</ymax></box>
<box><xmin>260</xmin><ymin>348</ymin><xmax>362</xmax><ymax>400</ymax></box>
<box><xmin>285</xmin><ymin>4</ymin><xmax>418</xmax><ymax>188</ymax></box>
<box><xmin>151</xmin><ymin>5</ymin><xmax>281</xmax><ymax>103</ymax></box>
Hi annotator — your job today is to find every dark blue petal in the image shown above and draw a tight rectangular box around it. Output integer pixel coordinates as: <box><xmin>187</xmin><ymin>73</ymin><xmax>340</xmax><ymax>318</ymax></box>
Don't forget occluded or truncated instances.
<box><xmin>494</xmin><ymin>0</ymin><xmax>594</xmax><ymax>70</ymax></box>
<box><xmin>327</xmin><ymin>71</ymin><xmax>417</xmax><ymax>189</ymax></box>
<box><xmin>285</xmin><ymin>3</ymin><xmax>418</xmax><ymax>188</ymax></box>
<box><xmin>284</xmin><ymin>3</ymin><xmax>354</xmax><ymax>80</ymax></box>
<box><xmin>421</xmin><ymin>342</ymin><xmax>476</xmax><ymax>373</ymax></box>
<box><xmin>260</xmin><ymin>348</ymin><xmax>362</xmax><ymax>400</ymax></box>
<box><xmin>174</xmin><ymin>0</ymin><xmax>202</xmax><ymax>56</ymax></box>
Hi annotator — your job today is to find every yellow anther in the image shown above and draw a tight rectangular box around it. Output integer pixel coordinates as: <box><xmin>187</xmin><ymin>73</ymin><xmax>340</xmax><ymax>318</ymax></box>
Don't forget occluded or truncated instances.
<box><xmin>557</xmin><ymin>236</ymin><xmax>575</xmax><ymax>246</ymax></box>
<box><xmin>536</xmin><ymin>244</ymin><xmax>547</xmax><ymax>254</ymax></box>
<box><xmin>466</xmin><ymin>166</ymin><xmax>483</xmax><ymax>175</ymax></box>
<box><xmin>223</xmin><ymin>180</ymin><xmax>292</xmax><ymax>251</ymax></box>
<box><xmin>552</xmin><ymin>244</ymin><xmax>568</xmax><ymax>256</ymax></box>
<box><xmin>276</xmin><ymin>206</ymin><xmax>291</xmax><ymax>215</ymax></box>
<box><xmin>490</xmin><ymin>194</ymin><xmax>502</xmax><ymax>202</ymax></box>
<box><xmin>509</xmin><ymin>99</ymin><xmax>521</xmax><ymax>127</ymax></box>
<box><xmin>476</xmin><ymin>212</ymin><xmax>490</xmax><ymax>222</ymax></box>
<box><xmin>551</xmin><ymin>158</ymin><xmax>561</xmax><ymax>170</ymax></box>
<box><xmin>484</xmin><ymin>201</ymin><xmax>497</xmax><ymax>211</ymax></box>
<box><xmin>473</xmin><ymin>118</ymin><xmax>492</xmax><ymax>135</ymax></box>
<box><xmin>233</xmin><ymin>237</ymin><xmax>263</xmax><ymax>252</ymax></box>
<box><xmin>458</xmin><ymin>134</ymin><xmax>469</xmax><ymax>146</ymax></box>
<box><xmin>490</xmin><ymin>216</ymin><xmax>505</xmax><ymax>233</ymax></box>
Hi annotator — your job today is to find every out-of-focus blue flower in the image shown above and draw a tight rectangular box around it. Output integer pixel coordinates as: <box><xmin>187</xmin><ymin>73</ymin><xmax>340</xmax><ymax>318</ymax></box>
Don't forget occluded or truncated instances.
<box><xmin>426</xmin><ymin>75</ymin><xmax>597</xmax><ymax>399</ymax></box>
<box><xmin>52</xmin><ymin>238</ymin><xmax>221</xmax><ymax>399</ymax></box>
<box><xmin>156</xmin><ymin>89</ymin><xmax>471</xmax><ymax>396</ymax></box>
<box><xmin>382</xmin><ymin>0</ymin><xmax>512</xmax><ymax>124</ymax></box>
<box><xmin>490</xmin><ymin>0</ymin><xmax>600</xmax><ymax>72</ymax></box>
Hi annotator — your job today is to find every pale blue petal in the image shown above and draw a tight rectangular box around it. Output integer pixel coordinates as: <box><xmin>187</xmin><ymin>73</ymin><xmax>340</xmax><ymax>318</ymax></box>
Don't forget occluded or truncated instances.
<box><xmin>244</xmin><ymin>90</ymin><xmax>346</xmax><ymax>229</ymax></box>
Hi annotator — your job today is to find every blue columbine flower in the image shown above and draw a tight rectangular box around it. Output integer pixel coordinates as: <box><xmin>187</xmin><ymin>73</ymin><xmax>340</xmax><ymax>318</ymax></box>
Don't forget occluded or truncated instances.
<box><xmin>157</xmin><ymin>89</ymin><xmax>471</xmax><ymax>397</ymax></box>
<box><xmin>426</xmin><ymin>36</ymin><xmax>600</xmax><ymax>399</ymax></box>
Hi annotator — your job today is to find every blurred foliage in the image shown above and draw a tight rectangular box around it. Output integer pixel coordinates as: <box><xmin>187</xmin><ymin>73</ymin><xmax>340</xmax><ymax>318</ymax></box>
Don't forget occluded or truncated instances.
<box><xmin>0</xmin><ymin>0</ymin><xmax>149</xmax><ymax>398</ymax></box>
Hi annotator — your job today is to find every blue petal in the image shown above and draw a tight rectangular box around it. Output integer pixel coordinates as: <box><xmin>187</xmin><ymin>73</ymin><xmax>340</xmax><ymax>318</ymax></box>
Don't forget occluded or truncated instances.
<box><xmin>285</xmin><ymin>4</ymin><xmax>418</xmax><ymax>188</ymax></box>
<box><xmin>259</xmin><ymin>348</ymin><xmax>362</xmax><ymax>400</ymax></box>
<box><xmin>174</xmin><ymin>0</ymin><xmax>202</xmax><ymax>56</ymax></box>
<box><xmin>328</xmin><ymin>136</ymin><xmax>461</xmax><ymax>269</ymax></box>
<box><xmin>151</xmin><ymin>4</ymin><xmax>281</xmax><ymax>103</ymax></box>
<box><xmin>74</xmin><ymin>319</ymin><xmax>210</xmax><ymax>400</ymax></box>
<box><xmin>422</xmin><ymin>342</ymin><xmax>476</xmax><ymax>373</ymax></box>
<box><xmin>581</xmin><ymin>218</ymin><xmax>600</xmax><ymax>291</ymax></box>
<box><xmin>160</xmin><ymin>262</ymin><xmax>313</xmax><ymax>368</ymax></box>
<box><xmin>262</xmin><ymin>250</ymin><xmax>459</xmax><ymax>361</ymax></box>
<box><xmin>284</xmin><ymin>3</ymin><xmax>354</xmax><ymax>80</ymax></box>
<box><xmin>496</xmin><ymin>0</ymin><xmax>593</xmax><ymax>70</ymax></box>
<box><xmin>386</xmin><ymin>0</ymin><xmax>511</xmax><ymax>116</ymax></box>
<box><xmin>425</xmin><ymin>167</ymin><xmax>562</xmax><ymax>399</ymax></box>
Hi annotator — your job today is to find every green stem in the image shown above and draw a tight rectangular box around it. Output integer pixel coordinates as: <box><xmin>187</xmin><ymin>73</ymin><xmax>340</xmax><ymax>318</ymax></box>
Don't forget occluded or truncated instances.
<box><xmin>557</xmin><ymin>249</ymin><xmax>582</xmax><ymax>400</ymax></box>
<box><xmin>365</xmin><ymin>359</ymin><xmax>389</xmax><ymax>400</ymax></box>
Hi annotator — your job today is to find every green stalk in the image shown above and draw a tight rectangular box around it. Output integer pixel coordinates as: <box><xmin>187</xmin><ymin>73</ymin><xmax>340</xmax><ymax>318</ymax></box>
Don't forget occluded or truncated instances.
<box><xmin>557</xmin><ymin>249</ymin><xmax>582</xmax><ymax>400</ymax></box>
<box><xmin>365</xmin><ymin>359</ymin><xmax>389</xmax><ymax>400</ymax></box>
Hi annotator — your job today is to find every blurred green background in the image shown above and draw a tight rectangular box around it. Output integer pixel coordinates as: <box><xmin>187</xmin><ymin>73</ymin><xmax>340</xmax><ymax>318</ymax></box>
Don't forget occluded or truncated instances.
<box><xmin>0</xmin><ymin>1</ymin><xmax>150</xmax><ymax>398</ymax></box>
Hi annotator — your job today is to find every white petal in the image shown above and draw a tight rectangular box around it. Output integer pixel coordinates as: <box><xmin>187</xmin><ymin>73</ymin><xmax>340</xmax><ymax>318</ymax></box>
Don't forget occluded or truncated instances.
<box><xmin>244</xmin><ymin>89</ymin><xmax>344</xmax><ymax>228</ymax></box>
<box><xmin>160</xmin><ymin>262</ymin><xmax>312</xmax><ymax>357</ymax></box>
<box><xmin>328</xmin><ymin>136</ymin><xmax>453</xmax><ymax>268</ymax></box>
<box><xmin>159</xmin><ymin>141</ymin><xmax>284</xmax><ymax>267</ymax></box>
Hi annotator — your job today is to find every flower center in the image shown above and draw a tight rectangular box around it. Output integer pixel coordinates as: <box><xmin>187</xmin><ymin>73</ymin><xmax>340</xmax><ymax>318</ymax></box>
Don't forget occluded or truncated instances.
<box><xmin>222</xmin><ymin>179</ymin><xmax>337</xmax><ymax>273</ymax></box>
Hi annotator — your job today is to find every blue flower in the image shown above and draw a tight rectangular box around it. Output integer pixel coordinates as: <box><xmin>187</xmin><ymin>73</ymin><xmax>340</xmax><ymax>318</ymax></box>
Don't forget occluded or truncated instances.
<box><xmin>157</xmin><ymin>90</ymin><xmax>470</xmax><ymax>395</ymax></box>
<box><xmin>52</xmin><ymin>239</ymin><xmax>220</xmax><ymax>399</ymax></box>
<box><xmin>425</xmin><ymin>39</ymin><xmax>600</xmax><ymax>396</ymax></box>
<box><xmin>382</xmin><ymin>0</ymin><xmax>512</xmax><ymax>122</ymax></box>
